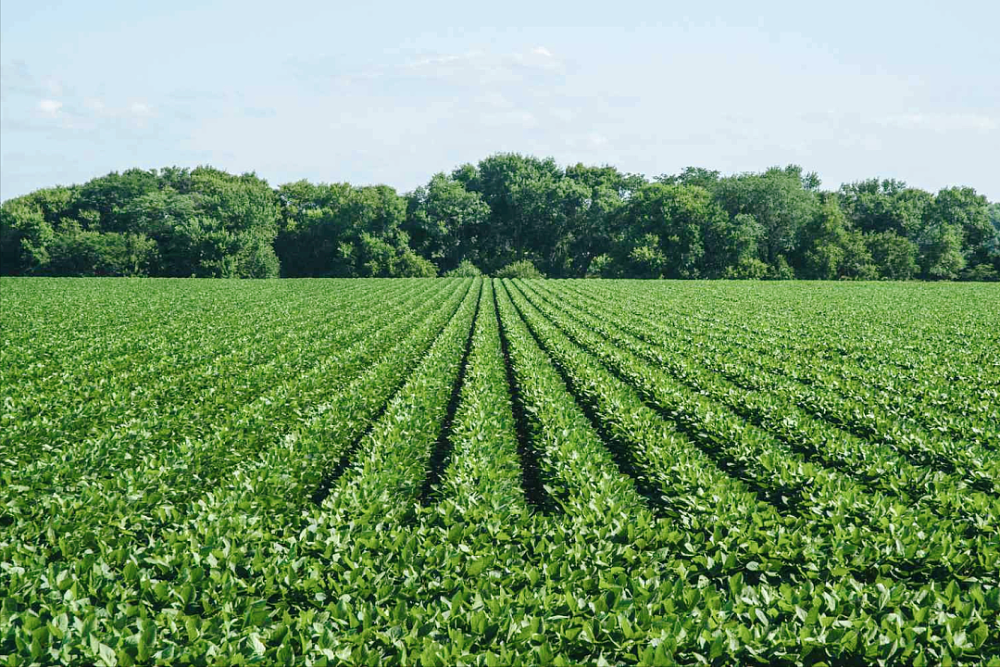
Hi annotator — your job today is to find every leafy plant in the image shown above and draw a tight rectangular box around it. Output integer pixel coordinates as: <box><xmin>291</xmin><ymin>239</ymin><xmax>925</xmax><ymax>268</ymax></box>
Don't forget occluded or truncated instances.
<box><xmin>2</xmin><ymin>276</ymin><xmax>997</xmax><ymax>666</ymax></box>
<box><xmin>494</xmin><ymin>259</ymin><xmax>545</xmax><ymax>279</ymax></box>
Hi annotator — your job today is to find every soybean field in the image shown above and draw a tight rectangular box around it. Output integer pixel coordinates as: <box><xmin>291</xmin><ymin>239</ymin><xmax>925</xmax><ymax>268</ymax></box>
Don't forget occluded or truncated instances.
<box><xmin>2</xmin><ymin>277</ymin><xmax>999</xmax><ymax>666</ymax></box>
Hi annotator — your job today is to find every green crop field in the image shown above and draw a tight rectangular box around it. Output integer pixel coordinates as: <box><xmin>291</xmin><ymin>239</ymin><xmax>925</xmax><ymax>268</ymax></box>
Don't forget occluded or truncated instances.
<box><xmin>2</xmin><ymin>277</ymin><xmax>999</xmax><ymax>666</ymax></box>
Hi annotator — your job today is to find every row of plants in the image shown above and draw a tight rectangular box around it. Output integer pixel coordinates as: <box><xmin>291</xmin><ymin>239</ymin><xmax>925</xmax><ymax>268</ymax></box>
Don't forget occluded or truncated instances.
<box><xmin>2</xmin><ymin>280</ymin><xmax>427</xmax><ymax>470</ymax></box>
<box><xmin>574</xmin><ymin>280</ymin><xmax>999</xmax><ymax>434</ymax></box>
<box><xmin>553</xmin><ymin>281</ymin><xmax>1000</xmax><ymax>472</ymax></box>
<box><xmin>501</xmin><ymin>280</ymin><xmax>998</xmax><ymax>664</ymax></box>
<box><xmin>2</xmin><ymin>279</ymin><xmax>478</xmax><ymax>665</ymax></box>
<box><xmin>507</xmin><ymin>280</ymin><xmax>999</xmax><ymax>584</ymax></box>
<box><xmin>529</xmin><ymin>281</ymin><xmax>1000</xmax><ymax>519</ymax></box>
<box><xmin>3</xmin><ymin>277</ymin><xmax>997</xmax><ymax>665</ymax></box>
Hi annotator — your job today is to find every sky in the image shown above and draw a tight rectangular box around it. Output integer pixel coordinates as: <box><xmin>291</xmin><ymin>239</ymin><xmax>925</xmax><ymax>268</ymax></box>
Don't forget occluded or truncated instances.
<box><xmin>1</xmin><ymin>0</ymin><xmax>998</xmax><ymax>202</ymax></box>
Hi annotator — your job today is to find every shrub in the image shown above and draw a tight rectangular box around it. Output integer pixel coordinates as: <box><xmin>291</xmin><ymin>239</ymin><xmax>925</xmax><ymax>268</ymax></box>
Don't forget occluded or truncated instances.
<box><xmin>769</xmin><ymin>255</ymin><xmax>796</xmax><ymax>280</ymax></box>
<box><xmin>443</xmin><ymin>260</ymin><xmax>482</xmax><ymax>277</ymax></box>
<box><xmin>396</xmin><ymin>250</ymin><xmax>438</xmax><ymax>277</ymax></box>
<box><xmin>722</xmin><ymin>257</ymin><xmax>770</xmax><ymax>280</ymax></box>
<box><xmin>585</xmin><ymin>254</ymin><xmax>615</xmax><ymax>278</ymax></box>
<box><xmin>961</xmin><ymin>263</ymin><xmax>999</xmax><ymax>282</ymax></box>
<box><xmin>495</xmin><ymin>259</ymin><xmax>545</xmax><ymax>279</ymax></box>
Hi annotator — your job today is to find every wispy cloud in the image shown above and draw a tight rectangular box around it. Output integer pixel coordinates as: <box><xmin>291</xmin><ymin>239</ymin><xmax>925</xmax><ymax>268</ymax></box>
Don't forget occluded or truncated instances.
<box><xmin>309</xmin><ymin>46</ymin><xmax>566</xmax><ymax>86</ymax></box>
<box><xmin>129</xmin><ymin>102</ymin><xmax>153</xmax><ymax>117</ymax></box>
<box><xmin>3</xmin><ymin>61</ymin><xmax>164</xmax><ymax>132</ymax></box>
<box><xmin>1</xmin><ymin>61</ymin><xmax>49</xmax><ymax>99</ymax></box>
<box><xmin>37</xmin><ymin>99</ymin><xmax>63</xmax><ymax>117</ymax></box>
<box><xmin>878</xmin><ymin>112</ymin><xmax>998</xmax><ymax>132</ymax></box>
<box><xmin>402</xmin><ymin>51</ymin><xmax>484</xmax><ymax>71</ymax></box>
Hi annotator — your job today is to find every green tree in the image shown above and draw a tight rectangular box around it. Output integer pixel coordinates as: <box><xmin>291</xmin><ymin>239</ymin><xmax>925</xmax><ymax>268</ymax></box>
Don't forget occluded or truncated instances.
<box><xmin>713</xmin><ymin>166</ymin><xmax>819</xmax><ymax>266</ymax></box>
<box><xmin>797</xmin><ymin>199</ymin><xmax>874</xmax><ymax>280</ymax></box>
<box><xmin>866</xmin><ymin>232</ymin><xmax>918</xmax><ymax>280</ymax></box>
<box><xmin>404</xmin><ymin>173</ymin><xmax>490</xmax><ymax>273</ymax></box>
<box><xmin>0</xmin><ymin>198</ymin><xmax>54</xmax><ymax>274</ymax></box>
<box><xmin>275</xmin><ymin>182</ymin><xmax>409</xmax><ymax>277</ymax></box>
<box><xmin>656</xmin><ymin>167</ymin><xmax>720</xmax><ymax>190</ymax></box>
<box><xmin>454</xmin><ymin>153</ymin><xmax>569</xmax><ymax>274</ymax></box>
<box><xmin>275</xmin><ymin>181</ymin><xmax>354</xmax><ymax>277</ymax></box>
<box><xmin>618</xmin><ymin>183</ymin><xmax>727</xmax><ymax>278</ymax></box>
<box><xmin>928</xmin><ymin>187</ymin><xmax>992</xmax><ymax>267</ymax></box>
<box><xmin>44</xmin><ymin>228</ymin><xmax>158</xmax><ymax>276</ymax></box>
<box><xmin>626</xmin><ymin>234</ymin><xmax>668</xmax><ymax>279</ymax></box>
<box><xmin>70</xmin><ymin>169</ymin><xmax>161</xmax><ymax>233</ymax></box>
<box><xmin>722</xmin><ymin>257</ymin><xmax>770</xmax><ymax>280</ymax></box>
<box><xmin>2</xmin><ymin>156</ymin><xmax>995</xmax><ymax>283</ymax></box>
<box><xmin>839</xmin><ymin>179</ymin><xmax>932</xmax><ymax>238</ymax></box>
<box><xmin>961</xmin><ymin>263</ymin><xmax>999</xmax><ymax>281</ymax></box>
<box><xmin>986</xmin><ymin>202</ymin><xmax>1000</xmax><ymax>272</ymax></box>
<box><xmin>703</xmin><ymin>212</ymin><xmax>765</xmax><ymax>277</ymax></box>
<box><xmin>562</xmin><ymin>164</ymin><xmax>644</xmax><ymax>277</ymax></box>
<box><xmin>920</xmin><ymin>223</ymin><xmax>966</xmax><ymax>280</ymax></box>
<box><xmin>395</xmin><ymin>249</ymin><xmax>438</xmax><ymax>277</ymax></box>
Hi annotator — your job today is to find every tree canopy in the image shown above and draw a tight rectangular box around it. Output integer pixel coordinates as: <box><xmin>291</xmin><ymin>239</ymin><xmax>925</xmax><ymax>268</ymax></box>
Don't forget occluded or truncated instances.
<box><xmin>2</xmin><ymin>155</ymin><xmax>997</xmax><ymax>281</ymax></box>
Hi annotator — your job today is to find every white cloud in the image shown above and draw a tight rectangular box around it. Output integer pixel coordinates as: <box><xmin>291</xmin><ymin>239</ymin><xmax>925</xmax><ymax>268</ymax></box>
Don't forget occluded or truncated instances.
<box><xmin>130</xmin><ymin>102</ymin><xmax>152</xmax><ymax>116</ymax></box>
<box><xmin>403</xmin><ymin>51</ymin><xmax>483</xmax><ymax>70</ymax></box>
<box><xmin>37</xmin><ymin>99</ymin><xmax>63</xmax><ymax>116</ymax></box>
<box><xmin>331</xmin><ymin>46</ymin><xmax>564</xmax><ymax>84</ymax></box>
<box><xmin>511</xmin><ymin>47</ymin><xmax>562</xmax><ymax>72</ymax></box>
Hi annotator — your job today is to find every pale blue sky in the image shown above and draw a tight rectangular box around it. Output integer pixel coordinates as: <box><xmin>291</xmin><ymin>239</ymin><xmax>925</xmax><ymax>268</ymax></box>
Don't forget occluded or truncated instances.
<box><xmin>2</xmin><ymin>0</ymin><xmax>997</xmax><ymax>202</ymax></box>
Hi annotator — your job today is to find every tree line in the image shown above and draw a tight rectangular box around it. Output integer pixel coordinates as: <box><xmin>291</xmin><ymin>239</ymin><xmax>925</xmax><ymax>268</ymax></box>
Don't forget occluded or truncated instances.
<box><xmin>3</xmin><ymin>154</ymin><xmax>998</xmax><ymax>281</ymax></box>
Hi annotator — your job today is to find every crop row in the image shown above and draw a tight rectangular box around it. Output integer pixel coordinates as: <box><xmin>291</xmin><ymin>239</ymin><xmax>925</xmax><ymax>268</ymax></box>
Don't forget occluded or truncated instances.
<box><xmin>573</xmin><ymin>281</ymin><xmax>999</xmax><ymax>440</ymax></box>
<box><xmin>2</xmin><ymin>277</ymin><xmax>996</xmax><ymax>666</ymax></box>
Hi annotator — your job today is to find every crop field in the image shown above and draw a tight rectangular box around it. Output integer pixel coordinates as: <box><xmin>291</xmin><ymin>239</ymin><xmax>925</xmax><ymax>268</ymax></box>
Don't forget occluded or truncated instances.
<box><xmin>2</xmin><ymin>277</ymin><xmax>999</xmax><ymax>666</ymax></box>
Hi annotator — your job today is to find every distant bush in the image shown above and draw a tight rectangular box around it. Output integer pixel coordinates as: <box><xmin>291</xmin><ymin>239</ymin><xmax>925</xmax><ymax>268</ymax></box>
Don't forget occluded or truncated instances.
<box><xmin>495</xmin><ymin>260</ymin><xmax>545</xmax><ymax>279</ymax></box>
<box><xmin>45</xmin><ymin>229</ymin><xmax>158</xmax><ymax>277</ymax></box>
<box><xmin>723</xmin><ymin>258</ymin><xmax>770</xmax><ymax>280</ymax></box>
<box><xmin>235</xmin><ymin>240</ymin><xmax>281</xmax><ymax>279</ymax></box>
<box><xmin>585</xmin><ymin>254</ymin><xmax>614</xmax><ymax>278</ymax></box>
<box><xmin>443</xmin><ymin>260</ymin><xmax>482</xmax><ymax>277</ymax></box>
<box><xmin>961</xmin><ymin>263</ymin><xmax>999</xmax><ymax>282</ymax></box>
<box><xmin>769</xmin><ymin>256</ymin><xmax>796</xmax><ymax>280</ymax></box>
<box><xmin>396</xmin><ymin>250</ymin><xmax>438</xmax><ymax>277</ymax></box>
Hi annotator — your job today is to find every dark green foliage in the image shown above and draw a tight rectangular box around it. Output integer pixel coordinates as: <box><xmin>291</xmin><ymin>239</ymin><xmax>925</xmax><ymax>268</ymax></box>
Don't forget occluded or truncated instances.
<box><xmin>404</xmin><ymin>173</ymin><xmax>490</xmax><ymax>274</ymax></box>
<box><xmin>796</xmin><ymin>198</ymin><xmax>875</xmax><ymax>280</ymax></box>
<box><xmin>1</xmin><ymin>155</ymin><xmax>996</xmax><ymax>280</ymax></box>
<box><xmin>0</xmin><ymin>167</ymin><xmax>281</xmax><ymax>278</ymax></box>
<box><xmin>839</xmin><ymin>178</ymin><xmax>932</xmax><ymax>237</ymax></box>
<box><xmin>711</xmin><ymin>166</ymin><xmax>820</xmax><ymax>266</ymax></box>
<box><xmin>962</xmin><ymin>262</ymin><xmax>999</xmax><ymax>281</ymax></box>
<box><xmin>46</xmin><ymin>228</ymin><xmax>158</xmax><ymax>276</ymax></box>
<box><xmin>867</xmin><ymin>231</ymin><xmax>919</xmax><ymax>280</ymax></box>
